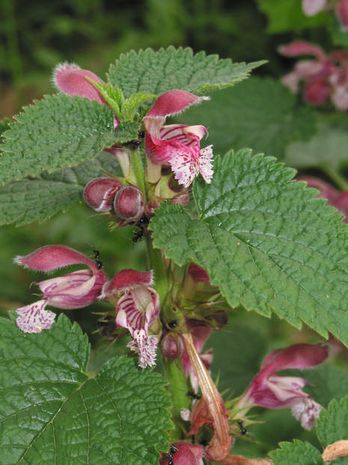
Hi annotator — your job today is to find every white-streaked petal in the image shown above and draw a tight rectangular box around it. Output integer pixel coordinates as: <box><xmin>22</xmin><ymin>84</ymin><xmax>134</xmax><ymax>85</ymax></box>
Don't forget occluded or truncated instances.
<box><xmin>16</xmin><ymin>300</ymin><xmax>56</xmax><ymax>333</ymax></box>
<box><xmin>128</xmin><ymin>329</ymin><xmax>158</xmax><ymax>368</ymax></box>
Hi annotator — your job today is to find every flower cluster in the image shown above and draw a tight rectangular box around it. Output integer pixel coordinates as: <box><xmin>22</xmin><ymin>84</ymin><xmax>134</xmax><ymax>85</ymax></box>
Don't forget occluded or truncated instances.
<box><xmin>302</xmin><ymin>0</ymin><xmax>348</xmax><ymax>31</ymax></box>
<box><xmin>279</xmin><ymin>40</ymin><xmax>348</xmax><ymax>110</ymax></box>
<box><xmin>14</xmin><ymin>245</ymin><xmax>160</xmax><ymax>369</ymax></box>
<box><xmin>238</xmin><ymin>343</ymin><xmax>328</xmax><ymax>430</ymax></box>
<box><xmin>53</xmin><ymin>63</ymin><xmax>214</xmax><ymax>190</ymax></box>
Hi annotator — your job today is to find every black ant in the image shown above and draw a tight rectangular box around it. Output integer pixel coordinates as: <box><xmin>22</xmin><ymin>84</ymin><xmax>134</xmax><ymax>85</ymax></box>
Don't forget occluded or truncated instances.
<box><xmin>187</xmin><ymin>390</ymin><xmax>201</xmax><ymax>400</ymax></box>
<box><xmin>166</xmin><ymin>444</ymin><xmax>178</xmax><ymax>465</ymax></box>
<box><xmin>93</xmin><ymin>249</ymin><xmax>103</xmax><ymax>269</ymax></box>
<box><xmin>237</xmin><ymin>420</ymin><xmax>247</xmax><ymax>435</ymax></box>
<box><xmin>132</xmin><ymin>216</ymin><xmax>149</xmax><ymax>242</ymax></box>
<box><xmin>167</xmin><ymin>320</ymin><xmax>177</xmax><ymax>329</ymax></box>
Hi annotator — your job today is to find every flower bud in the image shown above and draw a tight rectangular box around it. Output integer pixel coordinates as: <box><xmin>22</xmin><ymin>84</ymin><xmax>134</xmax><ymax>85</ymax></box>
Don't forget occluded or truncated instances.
<box><xmin>113</xmin><ymin>185</ymin><xmax>144</xmax><ymax>223</ymax></box>
<box><xmin>83</xmin><ymin>177</ymin><xmax>121</xmax><ymax>212</ymax></box>
<box><xmin>160</xmin><ymin>442</ymin><xmax>204</xmax><ymax>465</ymax></box>
<box><xmin>161</xmin><ymin>333</ymin><xmax>184</xmax><ymax>359</ymax></box>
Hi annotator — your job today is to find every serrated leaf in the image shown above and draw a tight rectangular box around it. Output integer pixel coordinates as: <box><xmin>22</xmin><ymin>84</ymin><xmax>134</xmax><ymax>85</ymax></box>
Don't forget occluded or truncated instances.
<box><xmin>0</xmin><ymin>95</ymin><xmax>139</xmax><ymax>186</ymax></box>
<box><xmin>108</xmin><ymin>46</ymin><xmax>264</xmax><ymax>97</ymax></box>
<box><xmin>0</xmin><ymin>315</ymin><xmax>172</xmax><ymax>465</ymax></box>
<box><xmin>151</xmin><ymin>149</ymin><xmax>348</xmax><ymax>345</ymax></box>
<box><xmin>180</xmin><ymin>77</ymin><xmax>316</xmax><ymax>158</ymax></box>
<box><xmin>258</xmin><ymin>0</ymin><xmax>328</xmax><ymax>33</ymax></box>
<box><xmin>269</xmin><ymin>440</ymin><xmax>322</xmax><ymax>465</ymax></box>
<box><xmin>0</xmin><ymin>152</ymin><xmax>119</xmax><ymax>226</ymax></box>
<box><xmin>285</xmin><ymin>124</ymin><xmax>348</xmax><ymax>170</ymax></box>
<box><xmin>316</xmin><ymin>396</ymin><xmax>348</xmax><ymax>447</ymax></box>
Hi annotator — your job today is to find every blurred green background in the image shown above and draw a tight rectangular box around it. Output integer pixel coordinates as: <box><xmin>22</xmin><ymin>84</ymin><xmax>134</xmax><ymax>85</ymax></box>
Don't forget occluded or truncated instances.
<box><xmin>1</xmin><ymin>0</ymin><xmax>348</xmax><ymax>456</ymax></box>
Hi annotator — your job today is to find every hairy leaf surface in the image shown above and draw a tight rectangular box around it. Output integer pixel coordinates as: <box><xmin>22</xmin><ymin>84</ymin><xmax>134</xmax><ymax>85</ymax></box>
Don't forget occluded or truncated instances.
<box><xmin>269</xmin><ymin>440</ymin><xmax>322</xmax><ymax>465</ymax></box>
<box><xmin>0</xmin><ymin>95</ymin><xmax>139</xmax><ymax>186</ymax></box>
<box><xmin>151</xmin><ymin>149</ymin><xmax>348</xmax><ymax>345</ymax></box>
<box><xmin>0</xmin><ymin>152</ymin><xmax>119</xmax><ymax>226</ymax></box>
<box><xmin>108</xmin><ymin>46</ymin><xmax>263</xmax><ymax>96</ymax></box>
<box><xmin>0</xmin><ymin>315</ymin><xmax>171</xmax><ymax>465</ymax></box>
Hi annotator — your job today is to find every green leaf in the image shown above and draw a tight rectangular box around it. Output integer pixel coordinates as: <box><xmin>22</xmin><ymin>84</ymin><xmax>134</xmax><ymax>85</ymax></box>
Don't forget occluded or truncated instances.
<box><xmin>299</xmin><ymin>365</ymin><xmax>348</xmax><ymax>407</ymax></box>
<box><xmin>209</xmin><ymin>321</ymin><xmax>267</xmax><ymax>395</ymax></box>
<box><xmin>151</xmin><ymin>149</ymin><xmax>348</xmax><ymax>345</ymax></box>
<box><xmin>269</xmin><ymin>440</ymin><xmax>322</xmax><ymax>465</ymax></box>
<box><xmin>0</xmin><ymin>315</ymin><xmax>172</xmax><ymax>465</ymax></box>
<box><xmin>180</xmin><ymin>77</ymin><xmax>316</xmax><ymax>158</ymax></box>
<box><xmin>0</xmin><ymin>152</ymin><xmax>119</xmax><ymax>226</ymax></box>
<box><xmin>108</xmin><ymin>46</ymin><xmax>264</xmax><ymax>97</ymax></box>
<box><xmin>258</xmin><ymin>0</ymin><xmax>328</xmax><ymax>33</ymax></box>
<box><xmin>316</xmin><ymin>396</ymin><xmax>348</xmax><ymax>447</ymax></box>
<box><xmin>0</xmin><ymin>95</ymin><xmax>139</xmax><ymax>186</ymax></box>
<box><xmin>285</xmin><ymin>124</ymin><xmax>348</xmax><ymax>170</ymax></box>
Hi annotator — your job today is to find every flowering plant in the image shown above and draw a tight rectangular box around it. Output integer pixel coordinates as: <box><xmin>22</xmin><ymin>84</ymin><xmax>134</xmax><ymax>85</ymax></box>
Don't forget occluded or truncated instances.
<box><xmin>0</xmin><ymin>45</ymin><xmax>348</xmax><ymax>465</ymax></box>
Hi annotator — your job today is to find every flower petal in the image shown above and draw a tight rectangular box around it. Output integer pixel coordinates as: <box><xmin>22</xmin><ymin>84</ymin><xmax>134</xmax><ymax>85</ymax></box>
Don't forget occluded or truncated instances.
<box><xmin>278</xmin><ymin>41</ymin><xmax>326</xmax><ymax>60</ymax></box>
<box><xmin>16</xmin><ymin>300</ymin><xmax>56</xmax><ymax>333</ymax></box>
<box><xmin>128</xmin><ymin>329</ymin><xmax>158</xmax><ymax>368</ymax></box>
<box><xmin>102</xmin><ymin>269</ymin><xmax>153</xmax><ymax>297</ymax></box>
<box><xmin>260</xmin><ymin>343</ymin><xmax>328</xmax><ymax>376</ymax></box>
<box><xmin>39</xmin><ymin>270</ymin><xmax>106</xmax><ymax>309</ymax></box>
<box><xmin>291</xmin><ymin>398</ymin><xmax>321</xmax><ymax>430</ymax></box>
<box><xmin>199</xmin><ymin>145</ymin><xmax>214</xmax><ymax>184</ymax></box>
<box><xmin>83</xmin><ymin>177</ymin><xmax>121</xmax><ymax>213</ymax></box>
<box><xmin>15</xmin><ymin>245</ymin><xmax>97</xmax><ymax>273</ymax></box>
<box><xmin>302</xmin><ymin>0</ymin><xmax>327</xmax><ymax>16</ymax></box>
<box><xmin>145</xmin><ymin>90</ymin><xmax>208</xmax><ymax>135</ymax></box>
<box><xmin>337</xmin><ymin>0</ymin><xmax>348</xmax><ymax>31</ymax></box>
<box><xmin>53</xmin><ymin>63</ymin><xmax>104</xmax><ymax>103</ymax></box>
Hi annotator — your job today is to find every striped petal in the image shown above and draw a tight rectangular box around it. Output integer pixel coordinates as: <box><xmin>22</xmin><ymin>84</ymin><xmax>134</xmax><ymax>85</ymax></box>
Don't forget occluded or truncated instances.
<box><xmin>16</xmin><ymin>300</ymin><xmax>56</xmax><ymax>333</ymax></box>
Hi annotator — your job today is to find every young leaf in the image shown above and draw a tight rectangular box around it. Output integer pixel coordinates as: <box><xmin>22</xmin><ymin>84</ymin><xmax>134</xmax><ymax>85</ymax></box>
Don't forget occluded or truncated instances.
<box><xmin>108</xmin><ymin>46</ymin><xmax>264</xmax><ymax>97</ymax></box>
<box><xmin>316</xmin><ymin>395</ymin><xmax>348</xmax><ymax>447</ymax></box>
<box><xmin>0</xmin><ymin>95</ymin><xmax>139</xmax><ymax>186</ymax></box>
<box><xmin>0</xmin><ymin>152</ymin><xmax>119</xmax><ymax>226</ymax></box>
<box><xmin>180</xmin><ymin>77</ymin><xmax>316</xmax><ymax>157</ymax></box>
<box><xmin>0</xmin><ymin>315</ymin><xmax>172</xmax><ymax>465</ymax></box>
<box><xmin>151</xmin><ymin>149</ymin><xmax>348</xmax><ymax>345</ymax></box>
<box><xmin>269</xmin><ymin>440</ymin><xmax>323</xmax><ymax>465</ymax></box>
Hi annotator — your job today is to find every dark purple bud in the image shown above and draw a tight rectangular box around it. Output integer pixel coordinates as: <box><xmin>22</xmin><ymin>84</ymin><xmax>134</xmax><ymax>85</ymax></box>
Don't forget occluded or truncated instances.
<box><xmin>161</xmin><ymin>333</ymin><xmax>184</xmax><ymax>359</ymax></box>
<box><xmin>114</xmin><ymin>185</ymin><xmax>144</xmax><ymax>223</ymax></box>
<box><xmin>83</xmin><ymin>177</ymin><xmax>121</xmax><ymax>212</ymax></box>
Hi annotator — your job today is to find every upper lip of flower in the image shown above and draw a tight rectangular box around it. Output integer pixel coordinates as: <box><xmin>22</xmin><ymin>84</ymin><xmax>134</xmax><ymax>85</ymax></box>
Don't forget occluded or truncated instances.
<box><xmin>15</xmin><ymin>245</ymin><xmax>107</xmax><ymax>310</ymax></box>
<box><xmin>143</xmin><ymin>89</ymin><xmax>214</xmax><ymax>188</ymax></box>
<box><xmin>241</xmin><ymin>343</ymin><xmax>328</xmax><ymax>409</ymax></box>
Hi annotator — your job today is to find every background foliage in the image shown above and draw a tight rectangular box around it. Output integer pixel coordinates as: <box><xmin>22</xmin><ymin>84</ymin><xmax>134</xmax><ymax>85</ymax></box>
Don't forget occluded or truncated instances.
<box><xmin>1</xmin><ymin>0</ymin><xmax>348</xmax><ymax>461</ymax></box>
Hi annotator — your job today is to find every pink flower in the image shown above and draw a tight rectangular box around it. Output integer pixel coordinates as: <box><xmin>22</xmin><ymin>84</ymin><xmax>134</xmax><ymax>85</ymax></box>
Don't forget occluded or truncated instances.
<box><xmin>53</xmin><ymin>63</ymin><xmax>119</xmax><ymax>128</ymax></box>
<box><xmin>279</xmin><ymin>41</ymin><xmax>348</xmax><ymax>110</ymax></box>
<box><xmin>102</xmin><ymin>269</ymin><xmax>160</xmax><ymax>368</ymax></box>
<box><xmin>238</xmin><ymin>344</ymin><xmax>328</xmax><ymax>430</ymax></box>
<box><xmin>53</xmin><ymin>63</ymin><xmax>105</xmax><ymax>104</ymax></box>
<box><xmin>299</xmin><ymin>176</ymin><xmax>348</xmax><ymax>222</ymax></box>
<box><xmin>182</xmin><ymin>320</ymin><xmax>213</xmax><ymax>393</ymax></box>
<box><xmin>302</xmin><ymin>0</ymin><xmax>348</xmax><ymax>31</ymax></box>
<box><xmin>15</xmin><ymin>245</ymin><xmax>107</xmax><ymax>333</ymax></box>
<box><xmin>302</xmin><ymin>0</ymin><xmax>327</xmax><ymax>16</ymax></box>
<box><xmin>160</xmin><ymin>442</ymin><xmax>204</xmax><ymax>465</ymax></box>
<box><xmin>144</xmin><ymin>89</ymin><xmax>214</xmax><ymax>188</ymax></box>
<box><xmin>337</xmin><ymin>0</ymin><xmax>348</xmax><ymax>31</ymax></box>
